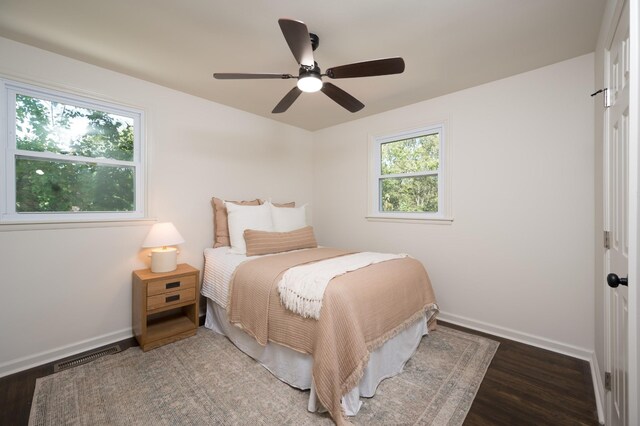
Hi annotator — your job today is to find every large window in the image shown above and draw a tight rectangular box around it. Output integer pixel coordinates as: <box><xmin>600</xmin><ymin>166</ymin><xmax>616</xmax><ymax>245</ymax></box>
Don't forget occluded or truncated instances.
<box><xmin>368</xmin><ymin>123</ymin><xmax>451</xmax><ymax>221</ymax></box>
<box><xmin>1</xmin><ymin>79</ymin><xmax>144</xmax><ymax>223</ymax></box>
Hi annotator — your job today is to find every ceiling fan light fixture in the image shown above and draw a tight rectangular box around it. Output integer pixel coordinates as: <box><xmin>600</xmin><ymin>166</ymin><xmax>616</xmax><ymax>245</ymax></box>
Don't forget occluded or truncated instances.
<box><xmin>297</xmin><ymin>75</ymin><xmax>323</xmax><ymax>93</ymax></box>
<box><xmin>214</xmin><ymin>19</ymin><xmax>405</xmax><ymax>113</ymax></box>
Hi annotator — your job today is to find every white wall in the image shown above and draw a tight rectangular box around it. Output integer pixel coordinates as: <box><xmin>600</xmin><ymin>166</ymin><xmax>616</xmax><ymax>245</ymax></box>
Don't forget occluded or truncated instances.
<box><xmin>0</xmin><ymin>37</ymin><xmax>314</xmax><ymax>376</ymax></box>
<box><xmin>312</xmin><ymin>54</ymin><xmax>595</xmax><ymax>356</ymax></box>
<box><xmin>0</xmin><ymin>35</ymin><xmax>597</xmax><ymax>377</ymax></box>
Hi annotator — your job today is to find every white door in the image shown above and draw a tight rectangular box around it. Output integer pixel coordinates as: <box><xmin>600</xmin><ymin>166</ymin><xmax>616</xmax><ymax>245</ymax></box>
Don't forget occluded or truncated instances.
<box><xmin>606</xmin><ymin>1</ymin><xmax>630</xmax><ymax>425</ymax></box>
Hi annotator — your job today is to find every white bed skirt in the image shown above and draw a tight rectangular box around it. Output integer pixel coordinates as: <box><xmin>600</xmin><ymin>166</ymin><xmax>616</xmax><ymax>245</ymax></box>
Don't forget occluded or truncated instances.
<box><xmin>204</xmin><ymin>299</ymin><xmax>428</xmax><ymax>416</ymax></box>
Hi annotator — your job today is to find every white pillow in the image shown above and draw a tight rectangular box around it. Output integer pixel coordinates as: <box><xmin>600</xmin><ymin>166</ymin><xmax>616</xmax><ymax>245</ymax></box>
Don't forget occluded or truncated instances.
<box><xmin>225</xmin><ymin>202</ymin><xmax>273</xmax><ymax>254</ymax></box>
<box><xmin>269</xmin><ymin>201</ymin><xmax>307</xmax><ymax>232</ymax></box>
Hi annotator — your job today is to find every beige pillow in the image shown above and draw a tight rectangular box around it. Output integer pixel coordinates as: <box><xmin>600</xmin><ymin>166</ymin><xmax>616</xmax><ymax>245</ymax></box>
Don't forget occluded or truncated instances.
<box><xmin>211</xmin><ymin>197</ymin><xmax>261</xmax><ymax>247</ymax></box>
<box><xmin>244</xmin><ymin>226</ymin><xmax>317</xmax><ymax>256</ymax></box>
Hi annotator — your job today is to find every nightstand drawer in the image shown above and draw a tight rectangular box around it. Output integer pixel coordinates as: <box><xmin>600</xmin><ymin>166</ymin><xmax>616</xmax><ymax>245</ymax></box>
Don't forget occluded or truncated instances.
<box><xmin>147</xmin><ymin>275</ymin><xmax>196</xmax><ymax>296</ymax></box>
<box><xmin>147</xmin><ymin>288</ymin><xmax>195</xmax><ymax>311</ymax></box>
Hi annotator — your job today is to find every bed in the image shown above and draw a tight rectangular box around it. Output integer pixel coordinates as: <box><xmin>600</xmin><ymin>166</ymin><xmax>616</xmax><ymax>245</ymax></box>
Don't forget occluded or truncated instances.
<box><xmin>201</xmin><ymin>198</ymin><xmax>439</xmax><ymax>425</ymax></box>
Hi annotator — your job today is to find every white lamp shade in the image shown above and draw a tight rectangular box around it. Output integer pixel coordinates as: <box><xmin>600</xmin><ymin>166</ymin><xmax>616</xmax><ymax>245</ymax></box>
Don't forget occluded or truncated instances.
<box><xmin>142</xmin><ymin>222</ymin><xmax>185</xmax><ymax>248</ymax></box>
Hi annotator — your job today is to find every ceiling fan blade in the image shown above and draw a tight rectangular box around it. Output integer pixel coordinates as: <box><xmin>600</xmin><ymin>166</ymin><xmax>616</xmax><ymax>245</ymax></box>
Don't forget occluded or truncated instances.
<box><xmin>278</xmin><ymin>18</ymin><xmax>314</xmax><ymax>67</ymax></box>
<box><xmin>213</xmin><ymin>73</ymin><xmax>293</xmax><ymax>79</ymax></box>
<box><xmin>272</xmin><ymin>87</ymin><xmax>303</xmax><ymax>113</ymax></box>
<box><xmin>321</xmin><ymin>83</ymin><xmax>364</xmax><ymax>113</ymax></box>
<box><xmin>325</xmin><ymin>57</ymin><xmax>405</xmax><ymax>79</ymax></box>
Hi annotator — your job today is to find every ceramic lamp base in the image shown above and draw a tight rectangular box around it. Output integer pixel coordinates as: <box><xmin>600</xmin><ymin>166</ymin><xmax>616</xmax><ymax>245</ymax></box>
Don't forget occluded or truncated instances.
<box><xmin>150</xmin><ymin>247</ymin><xmax>178</xmax><ymax>273</ymax></box>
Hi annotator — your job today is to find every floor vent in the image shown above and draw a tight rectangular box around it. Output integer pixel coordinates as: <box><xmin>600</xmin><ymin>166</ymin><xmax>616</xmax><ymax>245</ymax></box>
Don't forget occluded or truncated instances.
<box><xmin>53</xmin><ymin>345</ymin><xmax>121</xmax><ymax>372</ymax></box>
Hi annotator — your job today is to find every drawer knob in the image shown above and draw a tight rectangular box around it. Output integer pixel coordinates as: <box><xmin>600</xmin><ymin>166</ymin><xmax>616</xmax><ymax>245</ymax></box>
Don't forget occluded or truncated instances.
<box><xmin>166</xmin><ymin>295</ymin><xmax>180</xmax><ymax>303</ymax></box>
<box><xmin>166</xmin><ymin>281</ymin><xmax>180</xmax><ymax>289</ymax></box>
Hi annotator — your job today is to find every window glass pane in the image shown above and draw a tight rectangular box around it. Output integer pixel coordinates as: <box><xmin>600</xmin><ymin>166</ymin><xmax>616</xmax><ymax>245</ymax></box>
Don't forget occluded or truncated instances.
<box><xmin>15</xmin><ymin>94</ymin><xmax>134</xmax><ymax>161</ymax></box>
<box><xmin>15</xmin><ymin>157</ymin><xmax>135</xmax><ymax>213</ymax></box>
<box><xmin>380</xmin><ymin>133</ymin><xmax>439</xmax><ymax>175</ymax></box>
<box><xmin>380</xmin><ymin>175</ymin><xmax>438</xmax><ymax>213</ymax></box>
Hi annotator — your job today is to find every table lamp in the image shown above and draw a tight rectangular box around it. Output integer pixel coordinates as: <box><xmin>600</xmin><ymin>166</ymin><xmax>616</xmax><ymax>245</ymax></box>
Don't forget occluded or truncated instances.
<box><xmin>142</xmin><ymin>222</ymin><xmax>185</xmax><ymax>273</ymax></box>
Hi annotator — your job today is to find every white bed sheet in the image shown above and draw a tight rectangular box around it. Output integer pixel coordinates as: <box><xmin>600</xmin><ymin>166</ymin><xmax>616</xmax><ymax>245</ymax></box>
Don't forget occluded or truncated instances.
<box><xmin>201</xmin><ymin>246</ymin><xmax>429</xmax><ymax>416</ymax></box>
<box><xmin>202</xmin><ymin>247</ymin><xmax>249</xmax><ymax>307</ymax></box>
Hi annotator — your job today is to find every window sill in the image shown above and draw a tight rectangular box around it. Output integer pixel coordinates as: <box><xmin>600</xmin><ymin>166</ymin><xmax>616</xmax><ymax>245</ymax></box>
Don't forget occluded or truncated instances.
<box><xmin>365</xmin><ymin>216</ymin><xmax>454</xmax><ymax>225</ymax></box>
<box><xmin>0</xmin><ymin>218</ymin><xmax>157</xmax><ymax>232</ymax></box>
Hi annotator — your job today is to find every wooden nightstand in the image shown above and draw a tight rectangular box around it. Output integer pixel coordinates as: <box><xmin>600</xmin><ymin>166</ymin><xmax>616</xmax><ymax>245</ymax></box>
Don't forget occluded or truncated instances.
<box><xmin>132</xmin><ymin>263</ymin><xmax>199</xmax><ymax>351</ymax></box>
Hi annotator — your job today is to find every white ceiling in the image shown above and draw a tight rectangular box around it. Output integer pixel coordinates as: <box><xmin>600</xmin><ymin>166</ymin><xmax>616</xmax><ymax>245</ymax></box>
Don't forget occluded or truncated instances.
<box><xmin>0</xmin><ymin>0</ymin><xmax>605</xmax><ymax>131</ymax></box>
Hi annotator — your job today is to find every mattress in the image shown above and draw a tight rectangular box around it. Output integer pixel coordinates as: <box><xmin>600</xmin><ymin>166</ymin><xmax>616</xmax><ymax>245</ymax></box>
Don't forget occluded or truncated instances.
<box><xmin>201</xmin><ymin>246</ymin><xmax>429</xmax><ymax>416</ymax></box>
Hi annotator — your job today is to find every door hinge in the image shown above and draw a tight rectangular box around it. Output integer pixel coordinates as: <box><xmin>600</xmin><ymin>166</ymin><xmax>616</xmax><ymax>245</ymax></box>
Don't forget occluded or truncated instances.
<box><xmin>591</xmin><ymin>88</ymin><xmax>611</xmax><ymax>108</ymax></box>
<box><xmin>605</xmin><ymin>372</ymin><xmax>611</xmax><ymax>391</ymax></box>
<box><xmin>604</xmin><ymin>231</ymin><xmax>611</xmax><ymax>250</ymax></box>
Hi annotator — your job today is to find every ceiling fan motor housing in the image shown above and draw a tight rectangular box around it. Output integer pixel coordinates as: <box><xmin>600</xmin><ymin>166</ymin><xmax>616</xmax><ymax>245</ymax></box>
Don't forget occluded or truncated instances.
<box><xmin>297</xmin><ymin>63</ymin><xmax>323</xmax><ymax>92</ymax></box>
<box><xmin>299</xmin><ymin>63</ymin><xmax>321</xmax><ymax>78</ymax></box>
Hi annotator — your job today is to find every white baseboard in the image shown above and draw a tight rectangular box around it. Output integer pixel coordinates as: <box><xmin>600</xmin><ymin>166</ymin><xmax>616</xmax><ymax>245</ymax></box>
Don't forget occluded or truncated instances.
<box><xmin>590</xmin><ymin>351</ymin><xmax>606</xmax><ymax>425</ymax></box>
<box><xmin>0</xmin><ymin>328</ymin><xmax>133</xmax><ymax>378</ymax></box>
<box><xmin>438</xmin><ymin>311</ymin><xmax>605</xmax><ymax>423</ymax></box>
<box><xmin>438</xmin><ymin>311</ymin><xmax>593</xmax><ymax>360</ymax></box>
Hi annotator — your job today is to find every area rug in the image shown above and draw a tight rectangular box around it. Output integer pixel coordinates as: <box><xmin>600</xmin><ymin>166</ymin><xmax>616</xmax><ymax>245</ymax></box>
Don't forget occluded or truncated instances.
<box><xmin>29</xmin><ymin>326</ymin><xmax>498</xmax><ymax>425</ymax></box>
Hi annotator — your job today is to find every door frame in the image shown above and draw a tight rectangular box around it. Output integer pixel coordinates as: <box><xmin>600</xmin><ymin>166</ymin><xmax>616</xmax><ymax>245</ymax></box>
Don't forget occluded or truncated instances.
<box><xmin>602</xmin><ymin>2</ymin><xmax>619</xmax><ymax>422</ymax></box>
<box><xmin>627</xmin><ymin>0</ymin><xmax>638</xmax><ymax>424</ymax></box>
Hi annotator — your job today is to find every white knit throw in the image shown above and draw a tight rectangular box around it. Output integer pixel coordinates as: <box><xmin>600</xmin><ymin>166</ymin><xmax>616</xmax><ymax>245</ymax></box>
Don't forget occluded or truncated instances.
<box><xmin>277</xmin><ymin>252</ymin><xmax>408</xmax><ymax>320</ymax></box>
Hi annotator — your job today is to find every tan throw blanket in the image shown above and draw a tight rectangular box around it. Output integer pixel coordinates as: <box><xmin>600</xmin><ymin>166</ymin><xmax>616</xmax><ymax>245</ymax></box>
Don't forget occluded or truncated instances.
<box><xmin>227</xmin><ymin>247</ymin><xmax>438</xmax><ymax>425</ymax></box>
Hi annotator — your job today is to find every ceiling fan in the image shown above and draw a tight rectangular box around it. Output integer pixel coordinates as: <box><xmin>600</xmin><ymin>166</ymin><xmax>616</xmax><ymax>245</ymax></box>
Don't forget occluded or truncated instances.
<box><xmin>213</xmin><ymin>18</ymin><xmax>405</xmax><ymax>114</ymax></box>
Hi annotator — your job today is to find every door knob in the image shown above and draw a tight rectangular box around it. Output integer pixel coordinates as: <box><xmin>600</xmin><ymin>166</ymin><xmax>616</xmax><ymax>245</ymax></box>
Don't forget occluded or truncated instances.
<box><xmin>607</xmin><ymin>273</ymin><xmax>628</xmax><ymax>288</ymax></box>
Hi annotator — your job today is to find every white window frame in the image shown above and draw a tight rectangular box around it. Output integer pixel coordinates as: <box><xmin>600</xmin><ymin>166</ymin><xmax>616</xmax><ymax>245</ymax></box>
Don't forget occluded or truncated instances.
<box><xmin>367</xmin><ymin>122</ymin><xmax>452</xmax><ymax>223</ymax></box>
<box><xmin>0</xmin><ymin>78</ymin><xmax>145</xmax><ymax>223</ymax></box>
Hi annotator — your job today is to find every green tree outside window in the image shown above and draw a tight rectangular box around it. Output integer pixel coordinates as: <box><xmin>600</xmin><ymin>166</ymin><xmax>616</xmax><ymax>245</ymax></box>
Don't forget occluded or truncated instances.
<box><xmin>379</xmin><ymin>133</ymin><xmax>439</xmax><ymax>213</ymax></box>
<box><xmin>14</xmin><ymin>94</ymin><xmax>136</xmax><ymax>213</ymax></box>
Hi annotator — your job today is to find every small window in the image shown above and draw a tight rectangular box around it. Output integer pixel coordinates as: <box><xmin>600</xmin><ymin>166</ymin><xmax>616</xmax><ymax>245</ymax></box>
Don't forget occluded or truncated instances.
<box><xmin>368</xmin><ymin>123</ymin><xmax>451</xmax><ymax>221</ymax></box>
<box><xmin>1</xmin><ymin>79</ymin><xmax>145</xmax><ymax>223</ymax></box>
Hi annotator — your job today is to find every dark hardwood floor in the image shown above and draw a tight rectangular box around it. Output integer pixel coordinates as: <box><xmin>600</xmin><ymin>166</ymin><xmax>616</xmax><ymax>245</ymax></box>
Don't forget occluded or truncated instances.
<box><xmin>0</xmin><ymin>323</ymin><xmax>600</xmax><ymax>425</ymax></box>
<box><xmin>441</xmin><ymin>321</ymin><xmax>600</xmax><ymax>426</ymax></box>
